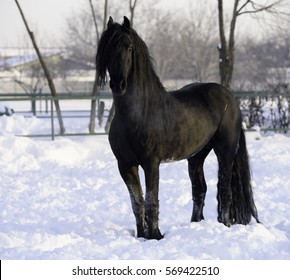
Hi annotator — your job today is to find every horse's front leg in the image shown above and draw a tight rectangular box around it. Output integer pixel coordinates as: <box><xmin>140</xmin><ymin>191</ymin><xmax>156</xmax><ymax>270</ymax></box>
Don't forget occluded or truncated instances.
<box><xmin>118</xmin><ymin>161</ymin><xmax>148</xmax><ymax>238</ymax></box>
<box><xmin>187</xmin><ymin>145</ymin><xmax>212</xmax><ymax>222</ymax></box>
<box><xmin>143</xmin><ymin>159</ymin><xmax>163</xmax><ymax>240</ymax></box>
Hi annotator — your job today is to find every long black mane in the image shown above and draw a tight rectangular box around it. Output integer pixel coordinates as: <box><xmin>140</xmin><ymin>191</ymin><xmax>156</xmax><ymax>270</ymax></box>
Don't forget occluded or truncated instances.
<box><xmin>96</xmin><ymin>22</ymin><xmax>125</xmax><ymax>87</ymax></box>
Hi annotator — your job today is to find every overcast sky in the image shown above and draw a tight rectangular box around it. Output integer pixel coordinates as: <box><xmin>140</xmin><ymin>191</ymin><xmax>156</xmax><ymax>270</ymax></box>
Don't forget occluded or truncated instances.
<box><xmin>0</xmin><ymin>0</ymin><xmax>230</xmax><ymax>48</ymax></box>
<box><xmin>0</xmin><ymin>0</ymin><xmax>82</xmax><ymax>46</ymax></box>
<box><xmin>0</xmin><ymin>0</ymin><xmax>195</xmax><ymax>47</ymax></box>
<box><xmin>0</xmin><ymin>0</ymin><xmax>284</xmax><ymax>48</ymax></box>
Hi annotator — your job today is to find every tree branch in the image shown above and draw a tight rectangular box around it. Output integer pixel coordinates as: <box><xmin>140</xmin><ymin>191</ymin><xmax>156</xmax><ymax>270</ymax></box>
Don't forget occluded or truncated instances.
<box><xmin>89</xmin><ymin>0</ymin><xmax>100</xmax><ymax>43</ymax></box>
<box><xmin>237</xmin><ymin>0</ymin><xmax>251</xmax><ymax>15</ymax></box>
<box><xmin>89</xmin><ymin>0</ymin><xmax>109</xmax><ymax>133</ymax></box>
<box><xmin>103</xmin><ymin>0</ymin><xmax>109</xmax><ymax>32</ymax></box>
<box><xmin>237</xmin><ymin>0</ymin><xmax>285</xmax><ymax>16</ymax></box>
<box><xmin>129</xmin><ymin>0</ymin><xmax>138</xmax><ymax>27</ymax></box>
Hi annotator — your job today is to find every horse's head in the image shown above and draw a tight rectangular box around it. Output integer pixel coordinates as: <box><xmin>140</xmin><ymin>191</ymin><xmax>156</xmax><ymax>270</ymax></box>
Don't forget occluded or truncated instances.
<box><xmin>96</xmin><ymin>16</ymin><xmax>133</xmax><ymax>96</ymax></box>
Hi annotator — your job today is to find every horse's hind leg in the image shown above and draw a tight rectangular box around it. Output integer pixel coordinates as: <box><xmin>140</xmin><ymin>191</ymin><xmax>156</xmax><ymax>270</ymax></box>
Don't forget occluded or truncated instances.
<box><xmin>188</xmin><ymin>145</ymin><xmax>212</xmax><ymax>222</ymax></box>
<box><xmin>213</xmin><ymin>131</ymin><xmax>239</xmax><ymax>226</ymax></box>
<box><xmin>118</xmin><ymin>161</ymin><xmax>148</xmax><ymax>238</ymax></box>
<box><xmin>215</xmin><ymin>158</ymin><xmax>233</xmax><ymax>226</ymax></box>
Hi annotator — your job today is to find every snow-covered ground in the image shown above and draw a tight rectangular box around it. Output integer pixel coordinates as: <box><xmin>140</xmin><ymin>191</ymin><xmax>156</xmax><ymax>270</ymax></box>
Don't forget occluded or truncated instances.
<box><xmin>0</xmin><ymin>115</ymin><xmax>290</xmax><ymax>259</ymax></box>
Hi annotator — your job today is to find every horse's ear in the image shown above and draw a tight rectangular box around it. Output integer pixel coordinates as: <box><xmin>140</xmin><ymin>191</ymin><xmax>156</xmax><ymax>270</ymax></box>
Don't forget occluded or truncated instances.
<box><xmin>122</xmin><ymin>16</ymin><xmax>131</xmax><ymax>30</ymax></box>
<box><xmin>107</xmin><ymin>16</ymin><xmax>114</xmax><ymax>28</ymax></box>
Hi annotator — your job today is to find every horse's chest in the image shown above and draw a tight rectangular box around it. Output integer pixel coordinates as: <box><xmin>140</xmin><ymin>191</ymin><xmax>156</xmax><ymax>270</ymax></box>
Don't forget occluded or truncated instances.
<box><xmin>109</xmin><ymin>121</ymin><xmax>147</xmax><ymax>164</ymax></box>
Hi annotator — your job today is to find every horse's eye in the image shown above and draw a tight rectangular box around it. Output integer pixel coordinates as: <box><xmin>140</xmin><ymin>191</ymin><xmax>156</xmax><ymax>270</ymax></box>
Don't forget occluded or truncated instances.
<box><xmin>128</xmin><ymin>47</ymin><xmax>133</xmax><ymax>52</ymax></box>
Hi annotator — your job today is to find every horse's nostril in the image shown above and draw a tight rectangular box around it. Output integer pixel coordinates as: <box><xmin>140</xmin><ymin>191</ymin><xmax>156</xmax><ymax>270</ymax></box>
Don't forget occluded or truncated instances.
<box><xmin>120</xmin><ymin>80</ymin><xmax>127</xmax><ymax>90</ymax></box>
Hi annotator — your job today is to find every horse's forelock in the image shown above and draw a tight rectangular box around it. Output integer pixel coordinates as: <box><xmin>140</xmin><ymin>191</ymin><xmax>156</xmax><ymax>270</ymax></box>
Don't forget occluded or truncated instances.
<box><xmin>96</xmin><ymin>22</ymin><xmax>152</xmax><ymax>88</ymax></box>
<box><xmin>96</xmin><ymin>24</ymin><xmax>123</xmax><ymax>87</ymax></box>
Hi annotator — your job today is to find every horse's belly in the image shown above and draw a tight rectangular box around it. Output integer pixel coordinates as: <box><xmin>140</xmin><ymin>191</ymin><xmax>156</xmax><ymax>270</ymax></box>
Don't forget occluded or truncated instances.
<box><xmin>161</xmin><ymin>131</ymin><xmax>214</xmax><ymax>162</ymax></box>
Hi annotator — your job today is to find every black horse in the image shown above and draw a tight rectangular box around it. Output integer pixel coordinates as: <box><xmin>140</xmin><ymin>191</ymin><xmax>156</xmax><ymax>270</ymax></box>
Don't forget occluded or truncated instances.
<box><xmin>96</xmin><ymin>16</ymin><xmax>259</xmax><ymax>240</ymax></box>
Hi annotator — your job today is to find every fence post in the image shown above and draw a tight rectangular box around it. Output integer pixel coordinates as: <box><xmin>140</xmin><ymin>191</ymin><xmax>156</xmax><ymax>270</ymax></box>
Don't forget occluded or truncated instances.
<box><xmin>50</xmin><ymin>97</ymin><xmax>55</xmax><ymax>141</ymax></box>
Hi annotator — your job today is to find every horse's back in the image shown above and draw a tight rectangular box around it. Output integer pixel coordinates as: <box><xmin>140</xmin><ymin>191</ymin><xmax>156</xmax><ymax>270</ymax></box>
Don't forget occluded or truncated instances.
<box><xmin>172</xmin><ymin>82</ymin><xmax>236</xmax><ymax>108</ymax></box>
<box><xmin>172</xmin><ymin>82</ymin><xmax>241</xmax><ymax>124</ymax></box>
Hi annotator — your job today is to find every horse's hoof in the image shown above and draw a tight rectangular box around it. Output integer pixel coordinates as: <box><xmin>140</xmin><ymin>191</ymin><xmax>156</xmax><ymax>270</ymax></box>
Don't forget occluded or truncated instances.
<box><xmin>218</xmin><ymin>214</ymin><xmax>232</xmax><ymax>227</ymax></box>
<box><xmin>191</xmin><ymin>206</ymin><xmax>204</xmax><ymax>222</ymax></box>
<box><xmin>149</xmin><ymin>234</ymin><xmax>163</xmax><ymax>240</ymax></box>
<box><xmin>223</xmin><ymin>221</ymin><xmax>231</xmax><ymax>227</ymax></box>
<box><xmin>147</xmin><ymin>229</ymin><xmax>163</xmax><ymax>240</ymax></box>
<box><xmin>154</xmin><ymin>233</ymin><xmax>164</xmax><ymax>240</ymax></box>
<box><xmin>137</xmin><ymin>230</ymin><xmax>148</xmax><ymax>239</ymax></box>
<box><xmin>191</xmin><ymin>215</ymin><xmax>204</xmax><ymax>222</ymax></box>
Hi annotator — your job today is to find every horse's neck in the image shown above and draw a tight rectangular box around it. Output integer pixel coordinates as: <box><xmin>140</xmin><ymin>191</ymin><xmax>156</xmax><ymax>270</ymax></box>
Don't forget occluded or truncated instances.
<box><xmin>133</xmin><ymin>67</ymin><xmax>166</xmax><ymax>99</ymax></box>
<box><xmin>115</xmin><ymin>68</ymin><xmax>167</xmax><ymax>120</ymax></box>
<box><xmin>134</xmin><ymin>71</ymin><xmax>166</xmax><ymax>108</ymax></box>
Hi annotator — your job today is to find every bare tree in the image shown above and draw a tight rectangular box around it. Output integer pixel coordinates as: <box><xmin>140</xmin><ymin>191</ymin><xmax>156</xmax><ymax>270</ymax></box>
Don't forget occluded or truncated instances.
<box><xmin>145</xmin><ymin>12</ymin><xmax>176</xmax><ymax>81</ymax></box>
<box><xmin>129</xmin><ymin>0</ymin><xmax>139</xmax><ymax>27</ymax></box>
<box><xmin>64</xmin><ymin>0</ymin><xmax>111</xmax><ymax>133</ymax></box>
<box><xmin>103</xmin><ymin>0</ymin><xmax>109</xmax><ymax>32</ymax></box>
<box><xmin>233</xmin><ymin>30</ymin><xmax>290</xmax><ymax>90</ymax></box>
<box><xmin>15</xmin><ymin>0</ymin><xmax>65</xmax><ymax>134</ymax></box>
<box><xmin>217</xmin><ymin>0</ymin><xmax>289</xmax><ymax>88</ymax></box>
<box><xmin>89</xmin><ymin>0</ymin><xmax>109</xmax><ymax>133</ymax></box>
<box><xmin>89</xmin><ymin>0</ymin><xmax>101</xmax><ymax>43</ymax></box>
<box><xmin>88</xmin><ymin>0</ymin><xmax>109</xmax><ymax>133</ymax></box>
<box><xmin>144</xmin><ymin>4</ymin><xmax>218</xmax><ymax>84</ymax></box>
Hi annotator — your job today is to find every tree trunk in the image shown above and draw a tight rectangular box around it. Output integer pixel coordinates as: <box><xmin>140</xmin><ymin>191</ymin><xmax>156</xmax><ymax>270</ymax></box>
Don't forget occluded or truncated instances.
<box><xmin>15</xmin><ymin>0</ymin><xmax>65</xmax><ymax>134</ymax></box>
<box><xmin>105</xmin><ymin>102</ymin><xmax>115</xmax><ymax>133</ymax></box>
<box><xmin>89</xmin><ymin>0</ymin><xmax>100</xmax><ymax>43</ymax></box>
<box><xmin>98</xmin><ymin>101</ymin><xmax>105</xmax><ymax>127</ymax></box>
<box><xmin>89</xmin><ymin>71</ymin><xmax>99</xmax><ymax>133</ymax></box>
<box><xmin>217</xmin><ymin>0</ymin><xmax>285</xmax><ymax>88</ymax></box>
<box><xmin>89</xmin><ymin>0</ymin><xmax>109</xmax><ymax>134</ymax></box>
<box><xmin>103</xmin><ymin>0</ymin><xmax>109</xmax><ymax>32</ymax></box>
<box><xmin>129</xmin><ymin>0</ymin><xmax>138</xmax><ymax>27</ymax></box>
<box><xmin>217</xmin><ymin>0</ymin><xmax>236</xmax><ymax>88</ymax></box>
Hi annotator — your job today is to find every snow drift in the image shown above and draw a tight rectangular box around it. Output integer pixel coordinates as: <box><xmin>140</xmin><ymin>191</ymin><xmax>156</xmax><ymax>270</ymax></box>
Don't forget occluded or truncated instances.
<box><xmin>0</xmin><ymin>115</ymin><xmax>289</xmax><ymax>259</ymax></box>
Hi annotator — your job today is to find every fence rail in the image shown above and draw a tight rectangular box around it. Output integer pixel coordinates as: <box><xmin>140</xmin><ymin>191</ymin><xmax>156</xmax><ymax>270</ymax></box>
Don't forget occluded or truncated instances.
<box><xmin>0</xmin><ymin>92</ymin><xmax>113</xmax><ymax>140</ymax></box>
<box><xmin>0</xmin><ymin>92</ymin><xmax>113</xmax><ymax>101</ymax></box>
<box><xmin>0</xmin><ymin>91</ymin><xmax>290</xmax><ymax>140</ymax></box>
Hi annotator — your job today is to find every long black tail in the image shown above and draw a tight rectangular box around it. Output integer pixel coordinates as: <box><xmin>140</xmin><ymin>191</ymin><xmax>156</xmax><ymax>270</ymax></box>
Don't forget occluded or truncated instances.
<box><xmin>231</xmin><ymin>129</ymin><xmax>260</xmax><ymax>224</ymax></box>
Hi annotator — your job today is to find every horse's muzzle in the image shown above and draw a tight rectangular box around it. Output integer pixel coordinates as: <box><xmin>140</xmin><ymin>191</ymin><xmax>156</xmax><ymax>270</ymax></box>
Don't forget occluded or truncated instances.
<box><xmin>110</xmin><ymin>80</ymin><xmax>127</xmax><ymax>96</ymax></box>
